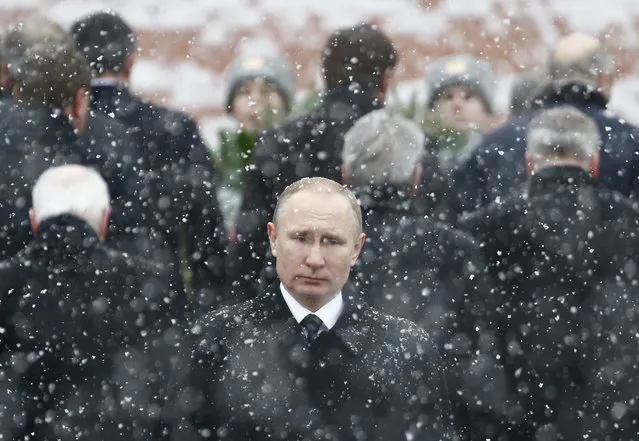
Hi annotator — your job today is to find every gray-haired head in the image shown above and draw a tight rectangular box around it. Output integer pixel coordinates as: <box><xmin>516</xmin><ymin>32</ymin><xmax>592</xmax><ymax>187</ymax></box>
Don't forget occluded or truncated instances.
<box><xmin>342</xmin><ymin>108</ymin><xmax>425</xmax><ymax>188</ymax></box>
<box><xmin>526</xmin><ymin>106</ymin><xmax>600</xmax><ymax>172</ymax></box>
<box><xmin>32</xmin><ymin>165</ymin><xmax>111</xmax><ymax>240</ymax></box>
<box><xmin>548</xmin><ymin>33</ymin><xmax>614</xmax><ymax>90</ymax></box>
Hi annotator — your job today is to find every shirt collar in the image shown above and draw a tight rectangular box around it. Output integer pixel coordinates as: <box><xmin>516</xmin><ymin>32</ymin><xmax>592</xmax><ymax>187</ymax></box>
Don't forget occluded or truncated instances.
<box><xmin>90</xmin><ymin>78</ymin><xmax>121</xmax><ymax>88</ymax></box>
<box><xmin>279</xmin><ymin>282</ymin><xmax>343</xmax><ymax>330</ymax></box>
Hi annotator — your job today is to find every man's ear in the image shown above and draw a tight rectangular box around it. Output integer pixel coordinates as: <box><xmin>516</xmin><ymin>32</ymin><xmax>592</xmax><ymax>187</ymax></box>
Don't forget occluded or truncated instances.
<box><xmin>589</xmin><ymin>152</ymin><xmax>600</xmax><ymax>180</ymax></box>
<box><xmin>350</xmin><ymin>233</ymin><xmax>366</xmax><ymax>266</ymax></box>
<box><xmin>0</xmin><ymin>65</ymin><xmax>11</xmax><ymax>94</ymax></box>
<box><xmin>29</xmin><ymin>208</ymin><xmax>38</xmax><ymax>237</ymax></box>
<box><xmin>341</xmin><ymin>165</ymin><xmax>349</xmax><ymax>185</ymax></box>
<box><xmin>597</xmin><ymin>72</ymin><xmax>613</xmax><ymax>103</ymax></box>
<box><xmin>69</xmin><ymin>88</ymin><xmax>90</xmax><ymax>133</ymax></box>
<box><xmin>525</xmin><ymin>152</ymin><xmax>535</xmax><ymax>176</ymax></box>
<box><xmin>376</xmin><ymin>68</ymin><xmax>394</xmax><ymax>102</ymax></box>
<box><xmin>409</xmin><ymin>164</ymin><xmax>422</xmax><ymax>198</ymax></box>
<box><xmin>12</xmin><ymin>85</ymin><xmax>20</xmax><ymax>104</ymax></box>
<box><xmin>122</xmin><ymin>54</ymin><xmax>136</xmax><ymax>82</ymax></box>
<box><xmin>267</xmin><ymin>222</ymin><xmax>277</xmax><ymax>257</ymax></box>
<box><xmin>98</xmin><ymin>206</ymin><xmax>112</xmax><ymax>242</ymax></box>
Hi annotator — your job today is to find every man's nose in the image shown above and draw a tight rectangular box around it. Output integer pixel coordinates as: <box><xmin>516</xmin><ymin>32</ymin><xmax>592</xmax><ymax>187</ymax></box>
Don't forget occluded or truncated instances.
<box><xmin>304</xmin><ymin>242</ymin><xmax>325</xmax><ymax>268</ymax></box>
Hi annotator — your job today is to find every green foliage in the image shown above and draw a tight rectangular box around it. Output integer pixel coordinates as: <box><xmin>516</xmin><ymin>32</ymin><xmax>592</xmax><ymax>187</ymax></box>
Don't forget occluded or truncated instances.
<box><xmin>387</xmin><ymin>86</ymin><xmax>421</xmax><ymax>120</ymax></box>
<box><xmin>212</xmin><ymin>129</ymin><xmax>258</xmax><ymax>190</ymax></box>
<box><xmin>290</xmin><ymin>84</ymin><xmax>322</xmax><ymax>118</ymax></box>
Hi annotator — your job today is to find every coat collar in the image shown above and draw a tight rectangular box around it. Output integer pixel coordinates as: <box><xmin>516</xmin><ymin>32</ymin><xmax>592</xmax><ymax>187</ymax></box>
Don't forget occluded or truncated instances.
<box><xmin>13</xmin><ymin>105</ymin><xmax>79</xmax><ymax>145</ymax></box>
<box><xmin>320</xmin><ymin>86</ymin><xmax>383</xmax><ymax>116</ymax></box>
<box><xmin>526</xmin><ymin>166</ymin><xmax>597</xmax><ymax>195</ymax></box>
<box><xmin>37</xmin><ymin>214</ymin><xmax>101</xmax><ymax>250</ymax></box>
<box><xmin>25</xmin><ymin>215</ymin><xmax>104</xmax><ymax>271</ymax></box>
<box><xmin>254</xmin><ymin>281</ymin><xmax>371</xmax><ymax>356</ymax></box>
<box><xmin>356</xmin><ymin>185</ymin><xmax>416</xmax><ymax>230</ymax></box>
<box><xmin>535</xmin><ymin>82</ymin><xmax>608</xmax><ymax>112</ymax></box>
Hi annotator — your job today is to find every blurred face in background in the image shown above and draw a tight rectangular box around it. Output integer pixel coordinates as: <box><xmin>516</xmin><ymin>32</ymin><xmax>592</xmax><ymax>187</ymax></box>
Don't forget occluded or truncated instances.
<box><xmin>432</xmin><ymin>85</ymin><xmax>490</xmax><ymax>133</ymax></box>
<box><xmin>231</xmin><ymin>78</ymin><xmax>287</xmax><ymax>132</ymax></box>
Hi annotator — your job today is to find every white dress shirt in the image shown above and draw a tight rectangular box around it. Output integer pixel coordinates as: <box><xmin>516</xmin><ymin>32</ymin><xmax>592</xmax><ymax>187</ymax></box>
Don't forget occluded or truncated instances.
<box><xmin>280</xmin><ymin>283</ymin><xmax>343</xmax><ymax>330</ymax></box>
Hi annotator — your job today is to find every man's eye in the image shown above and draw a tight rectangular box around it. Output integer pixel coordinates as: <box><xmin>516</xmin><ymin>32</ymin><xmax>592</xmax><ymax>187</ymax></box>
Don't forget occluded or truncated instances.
<box><xmin>294</xmin><ymin>236</ymin><xmax>306</xmax><ymax>242</ymax></box>
<box><xmin>322</xmin><ymin>238</ymin><xmax>338</xmax><ymax>245</ymax></box>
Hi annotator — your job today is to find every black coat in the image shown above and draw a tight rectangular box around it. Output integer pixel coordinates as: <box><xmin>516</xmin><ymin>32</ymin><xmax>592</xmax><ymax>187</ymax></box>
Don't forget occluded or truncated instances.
<box><xmin>453</xmin><ymin>83</ymin><xmax>639</xmax><ymax>214</ymax></box>
<box><xmin>0</xmin><ymin>215</ymin><xmax>187</xmax><ymax>441</ymax></box>
<box><xmin>355</xmin><ymin>186</ymin><xmax>489</xmax><ymax>343</ymax></box>
<box><xmin>354</xmin><ymin>187</ymin><xmax>499</xmax><ymax>439</ymax></box>
<box><xmin>0</xmin><ymin>106</ymin><xmax>85</xmax><ymax>259</ymax></box>
<box><xmin>226</xmin><ymin>88</ymin><xmax>383</xmax><ymax>302</ymax></box>
<box><xmin>163</xmin><ymin>282</ymin><xmax>454</xmax><ymax>441</ymax></box>
<box><xmin>81</xmin><ymin>110</ymin><xmax>168</xmax><ymax>257</ymax></box>
<box><xmin>90</xmin><ymin>85</ymin><xmax>227</xmax><ymax>315</ymax></box>
<box><xmin>458</xmin><ymin>166</ymin><xmax>639</xmax><ymax>440</ymax></box>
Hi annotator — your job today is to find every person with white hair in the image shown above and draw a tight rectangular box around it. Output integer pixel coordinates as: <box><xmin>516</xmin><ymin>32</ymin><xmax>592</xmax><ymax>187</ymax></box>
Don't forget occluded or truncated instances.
<box><xmin>342</xmin><ymin>108</ymin><xmax>426</xmax><ymax>191</ymax></box>
<box><xmin>459</xmin><ymin>106</ymin><xmax>639</xmax><ymax>441</ymax></box>
<box><xmin>342</xmin><ymin>108</ymin><xmax>494</xmax><ymax>441</ymax></box>
<box><xmin>29</xmin><ymin>164</ymin><xmax>111</xmax><ymax>241</ymax></box>
<box><xmin>0</xmin><ymin>164</ymin><xmax>188</xmax><ymax>441</ymax></box>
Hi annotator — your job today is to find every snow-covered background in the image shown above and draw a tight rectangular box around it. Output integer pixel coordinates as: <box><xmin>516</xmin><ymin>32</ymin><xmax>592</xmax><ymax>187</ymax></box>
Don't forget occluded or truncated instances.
<box><xmin>3</xmin><ymin>0</ymin><xmax>639</xmax><ymax>147</ymax></box>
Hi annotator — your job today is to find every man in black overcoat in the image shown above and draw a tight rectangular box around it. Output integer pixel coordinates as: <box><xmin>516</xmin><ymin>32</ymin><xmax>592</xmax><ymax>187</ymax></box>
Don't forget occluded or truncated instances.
<box><xmin>459</xmin><ymin>106</ymin><xmax>639</xmax><ymax>441</ymax></box>
<box><xmin>0</xmin><ymin>165</ymin><xmax>187</xmax><ymax>441</ymax></box>
<box><xmin>342</xmin><ymin>108</ymin><xmax>502</xmax><ymax>439</ymax></box>
<box><xmin>71</xmin><ymin>11</ymin><xmax>227</xmax><ymax>314</ymax></box>
<box><xmin>163</xmin><ymin>177</ymin><xmax>454</xmax><ymax>441</ymax></box>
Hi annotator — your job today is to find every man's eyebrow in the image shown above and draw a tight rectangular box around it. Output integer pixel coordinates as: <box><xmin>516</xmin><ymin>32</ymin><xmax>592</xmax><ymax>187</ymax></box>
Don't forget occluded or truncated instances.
<box><xmin>322</xmin><ymin>232</ymin><xmax>345</xmax><ymax>241</ymax></box>
<box><xmin>286</xmin><ymin>228</ymin><xmax>310</xmax><ymax>235</ymax></box>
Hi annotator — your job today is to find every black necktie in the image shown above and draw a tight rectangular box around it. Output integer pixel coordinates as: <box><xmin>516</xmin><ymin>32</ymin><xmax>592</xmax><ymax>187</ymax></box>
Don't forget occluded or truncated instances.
<box><xmin>301</xmin><ymin>314</ymin><xmax>325</xmax><ymax>343</ymax></box>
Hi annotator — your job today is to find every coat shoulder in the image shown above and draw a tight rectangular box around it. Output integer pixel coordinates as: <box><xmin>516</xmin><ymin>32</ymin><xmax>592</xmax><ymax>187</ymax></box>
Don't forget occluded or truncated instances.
<box><xmin>191</xmin><ymin>299</ymin><xmax>257</xmax><ymax>339</ymax></box>
<box><xmin>364</xmin><ymin>305</ymin><xmax>441</xmax><ymax>357</ymax></box>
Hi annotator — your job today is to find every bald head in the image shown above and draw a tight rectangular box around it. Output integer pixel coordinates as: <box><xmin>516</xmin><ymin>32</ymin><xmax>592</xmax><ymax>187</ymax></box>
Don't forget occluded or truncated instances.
<box><xmin>31</xmin><ymin>165</ymin><xmax>111</xmax><ymax>240</ymax></box>
<box><xmin>548</xmin><ymin>32</ymin><xmax>613</xmax><ymax>91</ymax></box>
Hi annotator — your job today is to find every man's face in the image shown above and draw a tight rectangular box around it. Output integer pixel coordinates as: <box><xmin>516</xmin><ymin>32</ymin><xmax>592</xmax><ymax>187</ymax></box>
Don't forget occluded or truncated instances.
<box><xmin>231</xmin><ymin>78</ymin><xmax>287</xmax><ymax>132</ymax></box>
<box><xmin>267</xmin><ymin>189</ymin><xmax>365</xmax><ymax>310</ymax></box>
<box><xmin>433</xmin><ymin>85</ymin><xmax>490</xmax><ymax>133</ymax></box>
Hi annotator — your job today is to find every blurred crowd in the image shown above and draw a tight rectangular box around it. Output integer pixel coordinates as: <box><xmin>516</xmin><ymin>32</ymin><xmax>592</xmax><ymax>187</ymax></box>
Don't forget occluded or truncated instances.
<box><xmin>1</xmin><ymin>9</ymin><xmax>639</xmax><ymax>441</ymax></box>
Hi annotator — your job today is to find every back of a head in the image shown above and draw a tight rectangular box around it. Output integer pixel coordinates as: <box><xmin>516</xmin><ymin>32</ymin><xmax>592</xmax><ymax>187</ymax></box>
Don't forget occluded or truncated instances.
<box><xmin>32</xmin><ymin>165</ymin><xmax>110</xmax><ymax>233</ymax></box>
<box><xmin>510</xmin><ymin>70</ymin><xmax>548</xmax><ymax>117</ymax></box>
<box><xmin>12</xmin><ymin>39</ymin><xmax>91</xmax><ymax>109</ymax></box>
<box><xmin>0</xmin><ymin>15</ymin><xmax>68</xmax><ymax>68</ymax></box>
<box><xmin>548</xmin><ymin>33</ymin><xmax>612</xmax><ymax>86</ymax></box>
<box><xmin>527</xmin><ymin>105</ymin><xmax>600</xmax><ymax>165</ymax></box>
<box><xmin>322</xmin><ymin>23</ymin><xmax>397</xmax><ymax>91</ymax></box>
<box><xmin>70</xmin><ymin>11</ymin><xmax>136</xmax><ymax>75</ymax></box>
<box><xmin>343</xmin><ymin>108</ymin><xmax>424</xmax><ymax>188</ymax></box>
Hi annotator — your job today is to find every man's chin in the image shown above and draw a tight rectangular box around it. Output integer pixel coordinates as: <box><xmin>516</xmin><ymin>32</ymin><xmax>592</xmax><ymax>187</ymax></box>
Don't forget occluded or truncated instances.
<box><xmin>292</xmin><ymin>279</ymin><xmax>330</xmax><ymax>297</ymax></box>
